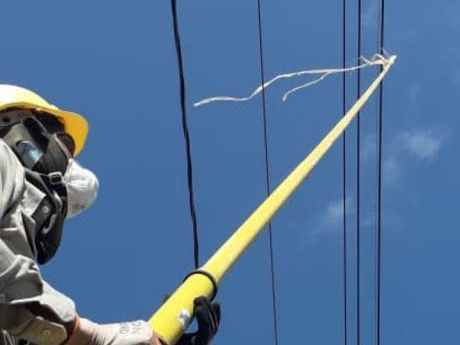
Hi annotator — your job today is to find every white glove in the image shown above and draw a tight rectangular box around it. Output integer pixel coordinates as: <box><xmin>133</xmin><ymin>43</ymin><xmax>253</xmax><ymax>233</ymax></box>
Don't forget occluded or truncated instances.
<box><xmin>66</xmin><ymin>317</ymin><xmax>160</xmax><ymax>345</ymax></box>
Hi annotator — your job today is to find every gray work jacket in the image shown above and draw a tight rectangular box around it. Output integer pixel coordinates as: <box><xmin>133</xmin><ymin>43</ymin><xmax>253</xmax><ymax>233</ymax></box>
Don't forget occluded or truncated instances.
<box><xmin>0</xmin><ymin>140</ymin><xmax>76</xmax><ymax>345</ymax></box>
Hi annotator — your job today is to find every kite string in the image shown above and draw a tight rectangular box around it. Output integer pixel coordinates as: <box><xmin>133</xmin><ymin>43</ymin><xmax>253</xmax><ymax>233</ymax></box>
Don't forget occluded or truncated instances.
<box><xmin>282</xmin><ymin>71</ymin><xmax>333</xmax><ymax>101</ymax></box>
<box><xmin>194</xmin><ymin>53</ymin><xmax>392</xmax><ymax>107</ymax></box>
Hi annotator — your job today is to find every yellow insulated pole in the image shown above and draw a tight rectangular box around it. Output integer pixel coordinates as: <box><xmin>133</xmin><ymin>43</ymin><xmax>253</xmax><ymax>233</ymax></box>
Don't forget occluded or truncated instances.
<box><xmin>149</xmin><ymin>55</ymin><xmax>396</xmax><ymax>345</ymax></box>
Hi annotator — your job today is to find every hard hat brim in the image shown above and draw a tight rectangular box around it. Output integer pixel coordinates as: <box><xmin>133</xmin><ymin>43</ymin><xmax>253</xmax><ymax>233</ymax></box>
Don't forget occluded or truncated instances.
<box><xmin>0</xmin><ymin>102</ymin><xmax>88</xmax><ymax>156</ymax></box>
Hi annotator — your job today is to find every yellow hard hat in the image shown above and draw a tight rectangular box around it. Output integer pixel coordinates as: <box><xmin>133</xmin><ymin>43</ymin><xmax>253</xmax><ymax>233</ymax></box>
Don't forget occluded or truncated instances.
<box><xmin>0</xmin><ymin>84</ymin><xmax>88</xmax><ymax>156</ymax></box>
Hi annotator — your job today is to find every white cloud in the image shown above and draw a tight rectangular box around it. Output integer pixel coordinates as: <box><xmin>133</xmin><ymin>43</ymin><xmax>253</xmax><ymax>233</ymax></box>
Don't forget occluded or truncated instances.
<box><xmin>306</xmin><ymin>197</ymin><xmax>354</xmax><ymax>239</ymax></box>
<box><xmin>324</xmin><ymin>199</ymin><xmax>344</xmax><ymax>225</ymax></box>
<box><xmin>363</xmin><ymin>2</ymin><xmax>379</xmax><ymax>28</ymax></box>
<box><xmin>360</xmin><ymin>128</ymin><xmax>445</xmax><ymax>187</ymax></box>
<box><xmin>408</xmin><ymin>84</ymin><xmax>420</xmax><ymax>104</ymax></box>
<box><xmin>360</xmin><ymin>133</ymin><xmax>376</xmax><ymax>162</ymax></box>
<box><xmin>383</xmin><ymin>157</ymin><xmax>401</xmax><ymax>184</ymax></box>
<box><xmin>310</xmin><ymin>128</ymin><xmax>445</xmax><ymax>238</ymax></box>
<box><xmin>323</xmin><ymin>197</ymin><xmax>353</xmax><ymax>226</ymax></box>
<box><xmin>399</xmin><ymin>130</ymin><xmax>443</xmax><ymax>161</ymax></box>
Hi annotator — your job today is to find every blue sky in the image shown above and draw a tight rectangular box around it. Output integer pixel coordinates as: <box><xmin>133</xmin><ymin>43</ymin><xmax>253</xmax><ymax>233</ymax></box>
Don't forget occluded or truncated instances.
<box><xmin>1</xmin><ymin>1</ymin><xmax>459</xmax><ymax>344</ymax></box>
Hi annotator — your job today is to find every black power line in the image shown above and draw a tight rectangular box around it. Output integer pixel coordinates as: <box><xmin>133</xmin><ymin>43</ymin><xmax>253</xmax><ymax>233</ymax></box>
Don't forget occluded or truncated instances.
<box><xmin>170</xmin><ymin>0</ymin><xmax>200</xmax><ymax>269</ymax></box>
<box><xmin>341</xmin><ymin>0</ymin><xmax>348</xmax><ymax>344</ymax></box>
<box><xmin>356</xmin><ymin>0</ymin><xmax>362</xmax><ymax>344</ymax></box>
<box><xmin>255</xmin><ymin>1</ymin><xmax>280</xmax><ymax>345</ymax></box>
<box><xmin>376</xmin><ymin>0</ymin><xmax>385</xmax><ymax>343</ymax></box>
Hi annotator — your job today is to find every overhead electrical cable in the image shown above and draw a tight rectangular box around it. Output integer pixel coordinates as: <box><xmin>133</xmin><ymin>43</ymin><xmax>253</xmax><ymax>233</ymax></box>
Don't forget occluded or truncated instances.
<box><xmin>341</xmin><ymin>0</ymin><xmax>348</xmax><ymax>344</ymax></box>
<box><xmin>375</xmin><ymin>0</ymin><xmax>385</xmax><ymax>343</ymax></box>
<box><xmin>356</xmin><ymin>0</ymin><xmax>362</xmax><ymax>343</ymax></box>
<box><xmin>256</xmin><ymin>1</ymin><xmax>280</xmax><ymax>344</ymax></box>
<box><xmin>170</xmin><ymin>0</ymin><xmax>201</xmax><ymax>269</ymax></box>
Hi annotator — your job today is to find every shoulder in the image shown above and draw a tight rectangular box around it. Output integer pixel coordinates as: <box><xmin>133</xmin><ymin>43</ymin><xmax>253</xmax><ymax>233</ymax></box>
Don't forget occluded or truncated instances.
<box><xmin>0</xmin><ymin>139</ymin><xmax>25</xmax><ymax>216</ymax></box>
<box><xmin>0</xmin><ymin>138</ymin><xmax>16</xmax><ymax>163</ymax></box>
<box><xmin>0</xmin><ymin>139</ymin><xmax>24</xmax><ymax>179</ymax></box>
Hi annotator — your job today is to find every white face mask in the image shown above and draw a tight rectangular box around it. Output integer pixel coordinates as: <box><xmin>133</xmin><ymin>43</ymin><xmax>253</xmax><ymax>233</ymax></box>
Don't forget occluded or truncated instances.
<box><xmin>63</xmin><ymin>159</ymin><xmax>99</xmax><ymax>219</ymax></box>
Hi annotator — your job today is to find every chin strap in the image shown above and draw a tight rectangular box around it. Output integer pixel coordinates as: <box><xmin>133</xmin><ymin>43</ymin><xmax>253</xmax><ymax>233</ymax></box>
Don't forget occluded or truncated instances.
<box><xmin>26</xmin><ymin>169</ymin><xmax>67</xmax><ymax>264</ymax></box>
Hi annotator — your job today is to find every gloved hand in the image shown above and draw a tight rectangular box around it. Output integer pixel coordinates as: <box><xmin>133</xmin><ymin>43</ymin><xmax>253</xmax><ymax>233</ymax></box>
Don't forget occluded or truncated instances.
<box><xmin>65</xmin><ymin>316</ymin><xmax>161</xmax><ymax>345</ymax></box>
<box><xmin>175</xmin><ymin>297</ymin><xmax>221</xmax><ymax>345</ymax></box>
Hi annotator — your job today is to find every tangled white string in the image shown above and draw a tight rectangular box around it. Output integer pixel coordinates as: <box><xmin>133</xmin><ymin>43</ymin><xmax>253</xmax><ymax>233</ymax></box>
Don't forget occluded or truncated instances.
<box><xmin>194</xmin><ymin>53</ymin><xmax>395</xmax><ymax>108</ymax></box>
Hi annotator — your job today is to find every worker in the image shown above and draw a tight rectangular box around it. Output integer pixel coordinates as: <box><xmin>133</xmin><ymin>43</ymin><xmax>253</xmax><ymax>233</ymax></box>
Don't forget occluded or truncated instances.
<box><xmin>0</xmin><ymin>85</ymin><xmax>220</xmax><ymax>345</ymax></box>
